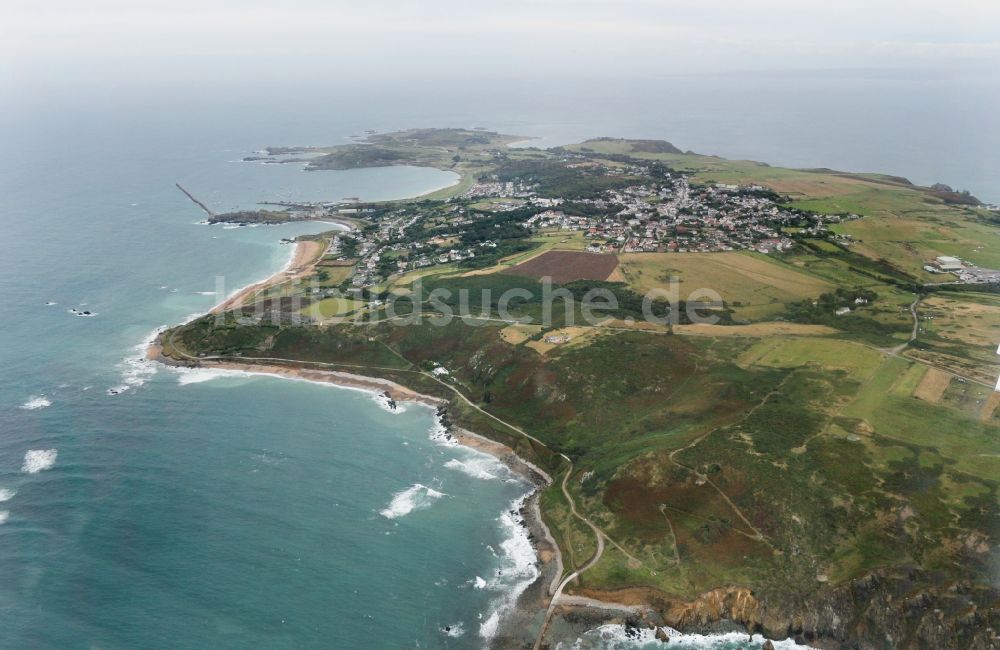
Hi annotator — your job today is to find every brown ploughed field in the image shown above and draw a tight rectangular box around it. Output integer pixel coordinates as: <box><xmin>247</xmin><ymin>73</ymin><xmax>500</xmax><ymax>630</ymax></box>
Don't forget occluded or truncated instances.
<box><xmin>503</xmin><ymin>250</ymin><xmax>619</xmax><ymax>283</ymax></box>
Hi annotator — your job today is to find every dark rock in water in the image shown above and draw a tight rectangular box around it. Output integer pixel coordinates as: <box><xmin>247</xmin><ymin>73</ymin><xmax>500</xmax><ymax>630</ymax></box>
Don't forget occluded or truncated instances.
<box><xmin>655</xmin><ymin>627</ymin><xmax>670</xmax><ymax>643</ymax></box>
<box><xmin>623</xmin><ymin>618</ymin><xmax>642</xmax><ymax>639</ymax></box>
<box><xmin>762</xmin><ymin>641</ymin><xmax>775</xmax><ymax>650</ymax></box>
<box><xmin>435</xmin><ymin>406</ymin><xmax>453</xmax><ymax>431</ymax></box>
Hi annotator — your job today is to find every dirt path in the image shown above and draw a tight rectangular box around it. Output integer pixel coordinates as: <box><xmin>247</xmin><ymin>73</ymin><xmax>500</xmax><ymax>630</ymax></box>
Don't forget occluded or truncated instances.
<box><xmin>657</xmin><ymin>505</ymin><xmax>687</xmax><ymax>587</ymax></box>
<box><xmin>665</xmin><ymin>375</ymin><xmax>798</xmax><ymax>550</ymax></box>
<box><xmin>531</xmin><ymin>456</ymin><xmax>605</xmax><ymax>650</ymax></box>
<box><xmin>888</xmin><ymin>295</ymin><xmax>921</xmax><ymax>355</ymax></box>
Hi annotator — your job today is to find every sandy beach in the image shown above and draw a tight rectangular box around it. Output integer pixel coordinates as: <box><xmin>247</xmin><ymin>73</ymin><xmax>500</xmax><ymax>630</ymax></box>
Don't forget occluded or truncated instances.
<box><xmin>148</xmin><ymin>347</ymin><xmax>554</xmax><ymax>488</ymax></box>
<box><xmin>211</xmin><ymin>239</ymin><xmax>326</xmax><ymax>314</ymax></box>
<box><xmin>161</xmin><ymin>356</ymin><xmax>447</xmax><ymax>407</ymax></box>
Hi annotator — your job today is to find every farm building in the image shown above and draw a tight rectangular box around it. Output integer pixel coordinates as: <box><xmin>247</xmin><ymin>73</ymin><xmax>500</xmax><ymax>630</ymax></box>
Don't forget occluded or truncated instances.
<box><xmin>934</xmin><ymin>256</ymin><xmax>964</xmax><ymax>271</ymax></box>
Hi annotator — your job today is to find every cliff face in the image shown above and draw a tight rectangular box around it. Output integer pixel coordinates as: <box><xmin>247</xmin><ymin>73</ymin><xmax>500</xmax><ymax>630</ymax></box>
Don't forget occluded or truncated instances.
<box><xmin>660</xmin><ymin>587</ymin><xmax>762</xmax><ymax>632</ymax></box>
<box><xmin>589</xmin><ymin>568</ymin><xmax>999</xmax><ymax>649</ymax></box>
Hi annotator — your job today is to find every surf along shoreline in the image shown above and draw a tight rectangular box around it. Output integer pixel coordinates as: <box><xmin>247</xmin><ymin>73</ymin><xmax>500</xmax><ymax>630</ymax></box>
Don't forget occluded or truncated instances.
<box><xmin>146</xmin><ymin>340</ymin><xmax>580</xmax><ymax>646</ymax></box>
<box><xmin>146</xmin><ymin>218</ymin><xmax>645</xmax><ymax>645</ymax></box>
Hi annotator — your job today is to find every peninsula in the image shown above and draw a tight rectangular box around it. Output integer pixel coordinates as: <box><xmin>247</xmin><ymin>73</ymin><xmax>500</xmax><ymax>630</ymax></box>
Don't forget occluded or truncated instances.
<box><xmin>155</xmin><ymin>128</ymin><xmax>1000</xmax><ymax>648</ymax></box>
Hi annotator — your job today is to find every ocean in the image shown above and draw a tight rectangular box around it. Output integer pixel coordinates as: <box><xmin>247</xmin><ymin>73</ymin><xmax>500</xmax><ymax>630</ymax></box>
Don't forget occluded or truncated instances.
<box><xmin>0</xmin><ymin>118</ymin><xmax>541</xmax><ymax>647</ymax></box>
<box><xmin>1</xmin><ymin>70</ymin><xmax>995</xmax><ymax>648</ymax></box>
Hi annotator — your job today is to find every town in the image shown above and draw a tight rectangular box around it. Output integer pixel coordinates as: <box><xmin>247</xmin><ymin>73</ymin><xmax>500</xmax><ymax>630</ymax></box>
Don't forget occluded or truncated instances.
<box><xmin>321</xmin><ymin>162</ymin><xmax>861</xmax><ymax>289</ymax></box>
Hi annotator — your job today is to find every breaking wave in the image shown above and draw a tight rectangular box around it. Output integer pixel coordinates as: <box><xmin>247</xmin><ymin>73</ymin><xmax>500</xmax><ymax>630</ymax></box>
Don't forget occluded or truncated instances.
<box><xmin>429</xmin><ymin>416</ymin><xmax>457</xmax><ymax>447</ymax></box>
<box><xmin>444</xmin><ymin>455</ymin><xmax>508</xmax><ymax>481</ymax></box>
<box><xmin>373</xmin><ymin>391</ymin><xmax>406</xmax><ymax>413</ymax></box>
<box><xmin>174</xmin><ymin>367</ymin><xmax>253</xmax><ymax>385</ymax></box>
<box><xmin>479</xmin><ymin>493</ymin><xmax>539</xmax><ymax>640</ymax></box>
<box><xmin>20</xmin><ymin>396</ymin><xmax>51</xmax><ymax>410</ymax></box>
<box><xmin>559</xmin><ymin>625</ymin><xmax>816</xmax><ymax>649</ymax></box>
<box><xmin>22</xmin><ymin>449</ymin><xmax>58</xmax><ymax>474</ymax></box>
<box><xmin>109</xmin><ymin>326</ymin><xmax>165</xmax><ymax>395</ymax></box>
<box><xmin>379</xmin><ymin>483</ymin><xmax>445</xmax><ymax>519</ymax></box>
<box><xmin>0</xmin><ymin>488</ymin><xmax>16</xmax><ymax>502</ymax></box>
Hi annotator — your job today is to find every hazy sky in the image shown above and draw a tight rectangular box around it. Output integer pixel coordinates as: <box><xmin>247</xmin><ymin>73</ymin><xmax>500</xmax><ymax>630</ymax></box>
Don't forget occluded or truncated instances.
<box><xmin>3</xmin><ymin>0</ymin><xmax>999</xmax><ymax>89</ymax></box>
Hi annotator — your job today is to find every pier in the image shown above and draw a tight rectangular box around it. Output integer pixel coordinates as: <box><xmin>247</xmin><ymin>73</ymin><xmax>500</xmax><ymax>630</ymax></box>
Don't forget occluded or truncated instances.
<box><xmin>175</xmin><ymin>183</ymin><xmax>215</xmax><ymax>217</ymax></box>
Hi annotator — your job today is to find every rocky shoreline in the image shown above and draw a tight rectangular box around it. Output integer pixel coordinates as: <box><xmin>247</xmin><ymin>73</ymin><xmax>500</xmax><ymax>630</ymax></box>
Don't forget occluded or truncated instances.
<box><xmin>148</xmin><ymin>345</ymin><xmax>574</xmax><ymax>646</ymax></box>
<box><xmin>151</xmin><ymin>316</ymin><xmax>1000</xmax><ymax>650</ymax></box>
<box><xmin>149</xmin><ymin>344</ymin><xmax>1000</xmax><ymax>650</ymax></box>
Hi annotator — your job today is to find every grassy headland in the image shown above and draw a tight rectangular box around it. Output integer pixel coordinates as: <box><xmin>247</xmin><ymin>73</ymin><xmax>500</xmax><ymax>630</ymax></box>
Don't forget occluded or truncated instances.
<box><xmin>160</xmin><ymin>129</ymin><xmax>1000</xmax><ymax>648</ymax></box>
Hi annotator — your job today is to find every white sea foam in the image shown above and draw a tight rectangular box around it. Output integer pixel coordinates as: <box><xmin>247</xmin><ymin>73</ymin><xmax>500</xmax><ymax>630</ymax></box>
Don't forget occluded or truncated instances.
<box><xmin>109</xmin><ymin>326</ymin><xmax>166</xmax><ymax>395</ymax></box>
<box><xmin>441</xmin><ymin>622</ymin><xmax>465</xmax><ymax>638</ymax></box>
<box><xmin>479</xmin><ymin>493</ymin><xmax>540</xmax><ymax>640</ymax></box>
<box><xmin>0</xmin><ymin>511</ymin><xmax>8</xmax><ymax>525</ymax></box>
<box><xmin>22</xmin><ymin>449</ymin><xmax>57</xmax><ymax>474</ymax></box>
<box><xmin>0</xmin><ymin>488</ymin><xmax>15</xmax><ymax>502</ymax></box>
<box><xmin>479</xmin><ymin>611</ymin><xmax>501</xmax><ymax>639</ymax></box>
<box><xmin>20</xmin><ymin>396</ymin><xmax>51</xmax><ymax>410</ymax></box>
<box><xmin>379</xmin><ymin>483</ymin><xmax>445</xmax><ymax>519</ymax></box>
<box><xmin>194</xmin><ymin>291</ymin><xmax>218</xmax><ymax>296</ymax></box>
<box><xmin>558</xmin><ymin>625</ymin><xmax>815</xmax><ymax>649</ymax></box>
<box><xmin>168</xmin><ymin>364</ymin><xmax>422</xmax><ymax>415</ymax></box>
<box><xmin>373</xmin><ymin>391</ymin><xmax>406</xmax><ymax>413</ymax></box>
<box><xmin>429</xmin><ymin>417</ymin><xmax>457</xmax><ymax>447</ymax></box>
<box><xmin>444</xmin><ymin>455</ymin><xmax>508</xmax><ymax>481</ymax></box>
<box><xmin>473</xmin><ymin>576</ymin><xmax>487</xmax><ymax>589</ymax></box>
<box><xmin>174</xmin><ymin>367</ymin><xmax>253</xmax><ymax>385</ymax></box>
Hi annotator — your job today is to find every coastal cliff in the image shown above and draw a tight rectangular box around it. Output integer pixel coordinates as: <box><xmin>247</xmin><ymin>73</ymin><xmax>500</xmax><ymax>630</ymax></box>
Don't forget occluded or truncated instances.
<box><xmin>565</xmin><ymin>568</ymin><xmax>999</xmax><ymax>649</ymax></box>
<box><xmin>154</xmin><ymin>344</ymin><xmax>1000</xmax><ymax>650</ymax></box>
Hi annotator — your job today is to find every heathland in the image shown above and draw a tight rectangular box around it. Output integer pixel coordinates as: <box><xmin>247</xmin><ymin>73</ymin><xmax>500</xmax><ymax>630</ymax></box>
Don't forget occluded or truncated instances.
<box><xmin>160</xmin><ymin>129</ymin><xmax>1000</xmax><ymax>648</ymax></box>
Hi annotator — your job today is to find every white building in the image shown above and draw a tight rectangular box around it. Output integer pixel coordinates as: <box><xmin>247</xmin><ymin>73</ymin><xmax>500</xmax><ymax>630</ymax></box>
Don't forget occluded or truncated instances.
<box><xmin>934</xmin><ymin>256</ymin><xmax>963</xmax><ymax>272</ymax></box>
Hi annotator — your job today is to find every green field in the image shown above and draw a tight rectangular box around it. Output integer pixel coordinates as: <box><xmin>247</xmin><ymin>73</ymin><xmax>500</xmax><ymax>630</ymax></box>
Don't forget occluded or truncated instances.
<box><xmin>619</xmin><ymin>251</ymin><xmax>833</xmax><ymax>320</ymax></box>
